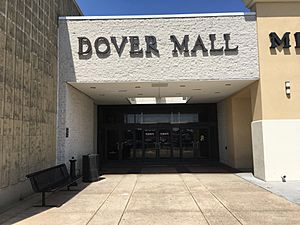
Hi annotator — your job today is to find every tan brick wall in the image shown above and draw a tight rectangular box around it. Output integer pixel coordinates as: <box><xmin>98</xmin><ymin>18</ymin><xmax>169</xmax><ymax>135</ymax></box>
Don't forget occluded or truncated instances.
<box><xmin>0</xmin><ymin>0</ymin><xmax>81</xmax><ymax>209</ymax></box>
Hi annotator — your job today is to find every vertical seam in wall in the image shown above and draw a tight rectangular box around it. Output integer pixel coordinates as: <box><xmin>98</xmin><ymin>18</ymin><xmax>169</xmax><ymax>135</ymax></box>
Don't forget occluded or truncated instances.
<box><xmin>0</xmin><ymin>0</ymin><xmax>8</xmax><ymax>188</ymax></box>
<box><xmin>254</xmin><ymin>7</ymin><xmax>264</xmax><ymax>120</ymax></box>
<box><xmin>20</xmin><ymin>0</ymin><xmax>25</xmax><ymax>182</ymax></box>
<box><xmin>56</xmin><ymin>20</ymin><xmax>60</xmax><ymax>165</ymax></box>
<box><xmin>261</xmin><ymin>121</ymin><xmax>267</xmax><ymax>180</ymax></box>
<box><xmin>11</xmin><ymin>0</ymin><xmax>17</xmax><ymax>186</ymax></box>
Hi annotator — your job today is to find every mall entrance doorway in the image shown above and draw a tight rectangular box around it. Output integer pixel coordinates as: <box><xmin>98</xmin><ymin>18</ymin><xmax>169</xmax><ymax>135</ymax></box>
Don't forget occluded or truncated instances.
<box><xmin>98</xmin><ymin>104</ymin><xmax>219</xmax><ymax>162</ymax></box>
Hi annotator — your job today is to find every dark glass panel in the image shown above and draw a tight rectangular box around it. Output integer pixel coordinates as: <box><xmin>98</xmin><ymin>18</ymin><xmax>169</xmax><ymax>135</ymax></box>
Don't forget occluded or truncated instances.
<box><xmin>159</xmin><ymin>129</ymin><xmax>171</xmax><ymax>159</ymax></box>
<box><xmin>135</xmin><ymin>128</ymin><xmax>143</xmax><ymax>159</ymax></box>
<box><xmin>172</xmin><ymin>127</ymin><xmax>181</xmax><ymax>159</ymax></box>
<box><xmin>144</xmin><ymin>129</ymin><xmax>157</xmax><ymax>159</ymax></box>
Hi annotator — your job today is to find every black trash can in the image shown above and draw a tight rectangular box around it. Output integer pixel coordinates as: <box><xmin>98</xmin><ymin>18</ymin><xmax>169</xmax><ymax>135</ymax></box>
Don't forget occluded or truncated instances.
<box><xmin>82</xmin><ymin>154</ymin><xmax>100</xmax><ymax>182</ymax></box>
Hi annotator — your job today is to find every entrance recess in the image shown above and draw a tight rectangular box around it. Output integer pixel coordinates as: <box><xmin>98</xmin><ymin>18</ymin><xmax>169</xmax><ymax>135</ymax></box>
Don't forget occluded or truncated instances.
<box><xmin>99</xmin><ymin>104</ymin><xmax>219</xmax><ymax>162</ymax></box>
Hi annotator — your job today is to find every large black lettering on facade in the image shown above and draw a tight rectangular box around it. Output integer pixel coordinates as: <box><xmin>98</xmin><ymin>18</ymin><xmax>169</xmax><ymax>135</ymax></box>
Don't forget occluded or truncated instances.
<box><xmin>111</xmin><ymin>36</ymin><xmax>128</xmax><ymax>57</ymax></box>
<box><xmin>209</xmin><ymin>34</ymin><xmax>224</xmax><ymax>53</ymax></box>
<box><xmin>191</xmin><ymin>35</ymin><xmax>208</xmax><ymax>53</ymax></box>
<box><xmin>78</xmin><ymin>33</ymin><xmax>239</xmax><ymax>59</ymax></box>
<box><xmin>224</xmin><ymin>34</ymin><xmax>239</xmax><ymax>52</ymax></box>
<box><xmin>78</xmin><ymin>37</ymin><xmax>92</xmax><ymax>55</ymax></box>
<box><xmin>94</xmin><ymin>37</ymin><xmax>111</xmax><ymax>57</ymax></box>
<box><xmin>170</xmin><ymin>35</ymin><xmax>189</xmax><ymax>54</ymax></box>
<box><xmin>145</xmin><ymin>36</ymin><xmax>159</xmax><ymax>56</ymax></box>
<box><xmin>129</xmin><ymin>36</ymin><xmax>143</xmax><ymax>57</ymax></box>
<box><xmin>269</xmin><ymin>32</ymin><xmax>300</xmax><ymax>50</ymax></box>
<box><xmin>269</xmin><ymin>32</ymin><xmax>291</xmax><ymax>49</ymax></box>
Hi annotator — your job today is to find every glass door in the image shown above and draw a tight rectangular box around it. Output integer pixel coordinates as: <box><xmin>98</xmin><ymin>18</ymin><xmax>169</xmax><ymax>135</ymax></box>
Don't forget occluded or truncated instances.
<box><xmin>172</xmin><ymin>127</ymin><xmax>181</xmax><ymax>159</ymax></box>
<box><xmin>144</xmin><ymin>129</ymin><xmax>157</xmax><ymax>159</ymax></box>
<box><xmin>135</xmin><ymin>128</ymin><xmax>143</xmax><ymax>159</ymax></box>
<box><xmin>120</xmin><ymin>129</ymin><xmax>134</xmax><ymax>160</ymax></box>
<box><xmin>198</xmin><ymin>128</ymin><xmax>210</xmax><ymax>158</ymax></box>
<box><xmin>181</xmin><ymin>128</ymin><xmax>195</xmax><ymax>159</ymax></box>
<box><xmin>192</xmin><ymin>127</ymin><xmax>210</xmax><ymax>159</ymax></box>
<box><xmin>158</xmin><ymin>128</ymin><xmax>171</xmax><ymax>159</ymax></box>
<box><xmin>106</xmin><ymin>129</ymin><xmax>120</xmax><ymax>160</ymax></box>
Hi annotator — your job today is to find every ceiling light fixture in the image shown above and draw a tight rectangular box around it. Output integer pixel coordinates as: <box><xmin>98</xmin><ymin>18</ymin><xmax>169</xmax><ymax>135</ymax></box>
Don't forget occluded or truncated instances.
<box><xmin>151</xmin><ymin>83</ymin><xmax>168</xmax><ymax>88</ymax></box>
<box><xmin>128</xmin><ymin>97</ymin><xmax>190</xmax><ymax>105</ymax></box>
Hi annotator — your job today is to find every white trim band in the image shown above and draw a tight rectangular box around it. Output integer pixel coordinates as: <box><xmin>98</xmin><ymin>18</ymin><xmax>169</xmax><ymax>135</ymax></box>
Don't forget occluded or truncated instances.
<box><xmin>59</xmin><ymin>12</ymin><xmax>256</xmax><ymax>21</ymax></box>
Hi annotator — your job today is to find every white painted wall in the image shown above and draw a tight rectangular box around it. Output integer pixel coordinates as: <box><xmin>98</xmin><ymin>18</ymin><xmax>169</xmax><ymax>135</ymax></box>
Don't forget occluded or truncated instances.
<box><xmin>252</xmin><ymin>120</ymin><xmax>300</xmax><ymax>181</ymax></box>
<box><xmin>63</xmin><ymin>85</ymin><xmax>96</xmax><ymax>170</ymax></box>
<box><xmin>58</xmin><ymin>14</ymin><xmax>259</xmax><ymax>83</ymax></box>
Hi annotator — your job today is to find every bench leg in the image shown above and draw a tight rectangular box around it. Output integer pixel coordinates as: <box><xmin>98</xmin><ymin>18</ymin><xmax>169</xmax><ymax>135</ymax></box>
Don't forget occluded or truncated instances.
<box><xmin>34</xmin><ymin>192</ymin><xmax>57</xmax><ymax>207</ymax></box>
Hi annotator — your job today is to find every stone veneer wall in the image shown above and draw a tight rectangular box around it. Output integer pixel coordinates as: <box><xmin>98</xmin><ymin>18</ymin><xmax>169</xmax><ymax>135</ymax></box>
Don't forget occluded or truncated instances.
<box><xmin>0</xmin><ymin>0</ymin><xmax>82</xmax><ymax>210</ymax></box>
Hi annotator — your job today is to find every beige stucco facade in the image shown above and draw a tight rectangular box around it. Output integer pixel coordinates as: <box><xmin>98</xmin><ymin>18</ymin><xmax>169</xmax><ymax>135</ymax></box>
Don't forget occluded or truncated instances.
<box><xmin>218</xmin><ymin>86</ymin><xmax>253</xmax><ymax>171</ymax></box>
<box><xmin>242</xmin><ymin>0</ymin><xmax>300</xmax><ymax>181</ymax></box>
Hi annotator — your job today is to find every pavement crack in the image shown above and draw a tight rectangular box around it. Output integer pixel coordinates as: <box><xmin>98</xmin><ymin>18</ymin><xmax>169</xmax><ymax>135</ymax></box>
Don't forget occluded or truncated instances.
<box><xmin>179</xmin><ymin>174</ymin><xmax>211</xmax><ymax>225</ymax></box>
<box><xmin>86</xmin><ymin>176</ymin><xmax>125</xmax><ymax>225</ymax></box>
<box><xmin>192</xmin><ymin>174</ymin><xmax>244</xmax><ymax>225</ymax></box>
<box><xmin>117</xmin><ymin>174</ymin><xmax>138</xmax><ymax>225</ymax></box>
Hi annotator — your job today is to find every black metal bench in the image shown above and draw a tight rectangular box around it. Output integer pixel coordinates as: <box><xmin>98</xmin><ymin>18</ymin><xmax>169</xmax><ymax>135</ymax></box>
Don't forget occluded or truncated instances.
<box><xmin>26</xmin><ymin>164</ymin><xmax>80</xmax><ymax>207</ymax></box>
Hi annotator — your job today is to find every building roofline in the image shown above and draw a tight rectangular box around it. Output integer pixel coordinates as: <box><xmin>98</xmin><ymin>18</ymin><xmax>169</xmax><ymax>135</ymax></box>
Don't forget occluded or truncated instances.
<box><xmin>59</xmin><ymin>12</ymin><xmax>256</xmax><ymax>21</ymax></box>
<box><xmin>72</xmin><ymin>0</ymin><xmax>84</xmax><ymax>16</ymax></box>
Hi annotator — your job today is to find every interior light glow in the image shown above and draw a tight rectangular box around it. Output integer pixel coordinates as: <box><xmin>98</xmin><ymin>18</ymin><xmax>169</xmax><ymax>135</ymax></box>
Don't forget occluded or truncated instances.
<box><xmin>128</xmin><ymin>97</ymin><xmax>190</xmax><ymax>105</ymax></box>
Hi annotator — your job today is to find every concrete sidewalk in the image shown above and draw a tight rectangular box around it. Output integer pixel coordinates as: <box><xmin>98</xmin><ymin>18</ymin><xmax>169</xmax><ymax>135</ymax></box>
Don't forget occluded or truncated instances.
<box><xmin>1</xmin><ymin>166</ymin><xmax>300</xmax><ymax>225</ymax></box>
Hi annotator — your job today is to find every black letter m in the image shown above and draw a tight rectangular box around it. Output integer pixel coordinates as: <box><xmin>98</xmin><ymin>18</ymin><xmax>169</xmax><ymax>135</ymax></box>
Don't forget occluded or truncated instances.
<box><xmin>269</xmin><ymin>32</ymin><xmax>291</xmax><ymax>49</ymax></box>
<box><xmin>170</xmin><ymin>35</ymin><xmax>189</xmax><ymax>54</ymax></box>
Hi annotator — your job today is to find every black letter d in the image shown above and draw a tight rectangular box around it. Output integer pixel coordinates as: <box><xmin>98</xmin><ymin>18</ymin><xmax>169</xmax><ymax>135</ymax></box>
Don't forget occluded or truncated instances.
<box><xmin>78</xmin><ymin>37</ymin><xmax>92</xmax><ymax>55</ymax></box>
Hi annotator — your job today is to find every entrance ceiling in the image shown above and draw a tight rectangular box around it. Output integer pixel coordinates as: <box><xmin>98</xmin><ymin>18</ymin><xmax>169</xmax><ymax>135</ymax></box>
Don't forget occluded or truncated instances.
<box><xmin>69</xmin><ymin>80</ymin><xmax>255</xmax><ymax>105</ymax></box>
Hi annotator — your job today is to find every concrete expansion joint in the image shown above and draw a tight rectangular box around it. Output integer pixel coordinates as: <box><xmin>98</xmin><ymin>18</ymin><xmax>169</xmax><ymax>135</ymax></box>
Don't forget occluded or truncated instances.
<box><xmin>117</xmin><ymin>175</ymin><xmax>138</xmax><ymax>225</ymax></box>
<box><xmin>178</xmin><ymin>174</ymin><xmax>211</xmax><ymax>225</ymax></box>
<box><xmin>192</xmin><ymin>174</ymin><xmax>244</xmax><ymax>225</ymax></box>
<box><xmin>86</xmin><ymin>175</ymin><xmax>126</xmax><ymax>225</ymax></box>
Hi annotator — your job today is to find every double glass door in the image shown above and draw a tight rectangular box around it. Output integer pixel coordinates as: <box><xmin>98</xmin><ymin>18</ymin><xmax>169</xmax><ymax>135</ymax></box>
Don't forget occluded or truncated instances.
<box><xmin>105</xmin><ymin>126</ymin><xmax>210</xmax><ymax>161</ymax></box>
<box><xmin>144</xmin><ymin>128</ymin><xmax>172</xmax><ymax>160</ymax></box>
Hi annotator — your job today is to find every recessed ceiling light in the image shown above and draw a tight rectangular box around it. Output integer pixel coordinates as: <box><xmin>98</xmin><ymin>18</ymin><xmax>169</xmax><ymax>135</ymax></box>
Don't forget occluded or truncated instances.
<box><xmin>128</xmin><ymin>97</ymin><xmax>190</xmax><ymax>105</ymax></box>
<box><xmin>152</xmin><ymin>83</ymin><xmax>168</xmax><ymax>88</ymax></box>
<box><xmin>225</xmin><ymin>84</ymin><xmax>232</xmax><ymax>86</ymax></box>
<box><xmin>118</xmin><ymin>90</ymin><xmax>127</xmax><ymax>92</ymax></box>
<box><xmin>90</xmin><ymin>87</ymin><xmax>96</xmax><ymax>89</ymax></box>
<box><xmin>180</xmin><ymin>85</ymin><xmax>186</xmax><ymax>88</ymax></box>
